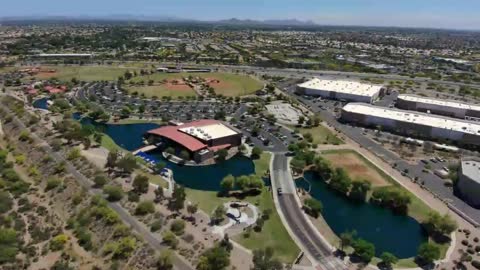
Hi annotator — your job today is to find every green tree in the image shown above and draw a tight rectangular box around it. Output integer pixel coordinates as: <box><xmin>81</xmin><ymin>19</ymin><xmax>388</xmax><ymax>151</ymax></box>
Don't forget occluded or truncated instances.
<box><xmin>329</xmin><ymin>168</ymin><xmax>352</xmax><ymax>195</ymax></box>
<box><xmin>251</xmin><ymin>146</ymin><xmax>263</xmax><ymax>159</ymax></box>
<box><xmin>179</xmin><ymin>150</ymin><xmax>190</xmax><ymax>160</ymax></box>
<box><xmin>103</xmin><ymin>185</ymin><xmax>124</xmax><ymax>201</ymax></box>
<box><xmin>170</xmin><ymin>219</ymin><xmax>186</xmax><ymax>235</ymax></box>
<box><xmin>349</xmin><ymin>180</ymin><xmax>371</xmax><ymax>201</ymax></box>
<box><xmin>93</xmin><ymin>174</ymin><xmax>108</xmax><ymax>188</ymax></box>
<box><xmin>424</xmin><ymin>212</ymin><xmax>457</xmax><ymax>237</ymax></box>
<box><xmin>197</xmin><ymin>246</ymin><xmax>230</xmax><ymax>270</ymax></box>
<box><xmin>156</xmin><ymin>250</ymin><xmax>173</xmax><ymax>270</ymax></box>
<box><xmin>162</xmin><ymin>231</ymin><xmax>178</xmax><ymax>249</ymax></box>
<box><xmin>380</xmin><ymin>252</ymin><xmax>398</xmax><ymax>269</ymax></box>
<box><xmin>135</xmin><ymin>200</ymin><xmax>155</xmax><ymax>215</ymax></box>
<box><xmin>116</xmin><ymin>154</ymin><xmax>138</xmax><ymax>174</ymax></box>
<box><xmin>187</xmin><ymin>203</ymin><xmax>198</xmax><ymax>217</ymax></box>
<box><xmin>303</xmin><ymin>198</ymin><xmax>323</xmax><ymax>218</ymax></box>
<box><xmin>106</xmin><ymin>150</ymin><xmax>119</xmax><ymax>169</ymax></box>
<box><xmin>155</xmin><ymin>161</ymin><xmax>167</xmax><ymax>173</ymax></box>
<box><xmin>132</xmin><ymin>174</ymin><xmax>149</xmax><ymax>194</ymax></box>
<box><xmin>168</xmin><ymin>184</ymin><xmax>186</xmax><ymax>212</ymax></box>
<box><xmin>417</xmin><ymin>242</ymin><xmax>440</xmax><ymax>265</ymax></box>
<box><xmin>352</xmin><ymin>238</ymin><xmax>375</xmax><ymax>262</ymax></box>
<box><xmin>252</xmin><ymin>247</ymin><xmax>282</xmax><ymax>270</ymax></box>
<box><xmin>212</xmin><ymin>205</ymin><xmax>226</xmax><ymax>225</ymax></box>
<box><xmin>339</xmin><ymin>230</ymin><xmax>356</xmax><ymax>251</ymax></box>
<box><xmin>220</xmin><ymin>174</ymin><xmax>235</xmax><ymax>194</ymax></box>
<box><xmin>216</xmin><ymin>149</ymin><xmax>228</xmax><ymax>162</ymax></box>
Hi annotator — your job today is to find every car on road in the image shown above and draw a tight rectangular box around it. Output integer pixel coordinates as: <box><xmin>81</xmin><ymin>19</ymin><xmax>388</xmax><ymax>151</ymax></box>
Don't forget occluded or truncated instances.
<box><xmin>277</xmin><ymin>188</ymin><xmax>282</xmax><ymax>195</ymax></box>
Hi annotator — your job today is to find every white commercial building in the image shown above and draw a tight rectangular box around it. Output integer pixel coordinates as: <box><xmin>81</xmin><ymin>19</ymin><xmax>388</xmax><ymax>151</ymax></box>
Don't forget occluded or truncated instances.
<box><xmin>296</xmin><ymin>78</ymin><xmax>384</xmax><ymax>103</ymax></box>
<box><xmin>457</xmin><ymin>158</ymin><xmax>480</xmax><ymax>207</ymax></box>
<box><xmin>396</xmin><ymin>94</ymin><xmax>480</xmax><ymax>120</ymax></box>
<box><xmin>341</xmin><ymin>103</ymin><xmax>480</xmax><ymax>147</ymax></box>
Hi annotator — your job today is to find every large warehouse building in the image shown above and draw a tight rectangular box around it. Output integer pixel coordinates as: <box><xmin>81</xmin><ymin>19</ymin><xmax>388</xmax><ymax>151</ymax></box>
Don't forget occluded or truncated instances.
<box><xmin>341</xmin><ymin>103</ymin><xmax>480</xmax><ymax>147</ymax></box>
<box><xmin>457</xmin><ymin>158</ymin><xmax>480</xmax><ymax>207</ymax></box>
<box><xmin>296</xmin><ymin>78</ymin><xmax>384</xmax><ymax>103</ymax></box>
<box><xmin>146</xmin><ymin>120</ymin><xmax>242</xmax><ymax>163</ymax></box>
<box><xmin>396</xmin><ymin>94</ymin><xmax>480</xmax><ymax>121</ymax></box>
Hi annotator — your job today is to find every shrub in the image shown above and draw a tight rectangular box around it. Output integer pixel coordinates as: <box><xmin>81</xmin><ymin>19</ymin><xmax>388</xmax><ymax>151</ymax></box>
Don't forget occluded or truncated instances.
<box><xmin>103</xmin><ymin>185</ymin><xmax>124</xmax><ymax>202</ymax></box>
<box><xmin>135</xmin><ymin>201</ymin><xmax>155</xmax><ymax>215</ymax></box>
<box><xmin>50</xmin><ymin>234</ymin><xmax>68</xmax><ymax>251</ymax></box>
<box><xmin>170</xmin><ymin>219</ymin><xmax>186</xmax><ymax>236</ymax></box>
<box><xmin>150</xmin><ymin>219</ymin><xmax>163</xmax><ymax>232</ymax></box>
<box><xmin>45</xmin><ymin>177</ymin><xmax>62</xmax><ymax>191</ymax></box>
<box><xmin>162</xmin><ymin>231</ymin><xmax>178</xmax><ymax>249</ymax></box>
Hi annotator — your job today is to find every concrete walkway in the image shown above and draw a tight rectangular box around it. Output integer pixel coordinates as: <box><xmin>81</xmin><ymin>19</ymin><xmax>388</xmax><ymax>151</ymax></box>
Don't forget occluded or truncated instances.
<box><xmin>212</xmin><ymin>202</ymin><xmax>259</xmax><ymax>236</ymax></box>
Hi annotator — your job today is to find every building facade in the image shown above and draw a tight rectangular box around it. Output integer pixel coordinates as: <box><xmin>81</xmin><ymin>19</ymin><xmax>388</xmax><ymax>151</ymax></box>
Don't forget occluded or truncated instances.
<box><xmin>341</xmin><ymin>103</ymin><xmax>480</xmax><ymax>147</ymax></box>
<box><xmin>396</xmin><ymin>94</ymin><xmax>480</xmax><ymax>120</ymax></box>
<box><xmin>457</xmin><ymin>158</ymin><xmax>480</xmax><ymax>207</ymax></box>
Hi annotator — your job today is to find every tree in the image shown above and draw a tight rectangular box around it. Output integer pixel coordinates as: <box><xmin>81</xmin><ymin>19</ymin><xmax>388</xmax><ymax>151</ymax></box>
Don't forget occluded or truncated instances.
<box><xmin>298</xmin><ymin>115</ymin><xmax>305</xmax><ymax>125</ymax></box>
<box><xmin>187</xmin><ymin>203</ymin><xmax>198</xmax><ymax>217</ymax></box>
<box><xmin>216</xmin><ymin>149</ymin><xmax>228</xmax><ymax>162</ymax></box>
<box><xmin>380</xmin><ymin>252</ymin><xmax>398</xmax><ymax>269</ymax></box>
<box><xmin>132</xmin><ymin>175</ymin><xmax>149</xmax><ymax>194</ymax></box>
<box><xmin>93</xmin><ymin>174</ymin><xmax>108</xmax><ymax>188</ymax></box>
<box><xmin>103</xmin><ymin>185</ymin><xmax>124</xmax><ymax>202</ymax></box>
<box><xmin>349</xmin><ymin>180</ymin><xmax>371</xmax><ymax>201</ymax></box>
<box><xmin>156</xmin><ymin>250</ymin><xmax>173</xmax><ymax>270</ymax></box>
<box><xmin>212</xmin><ymin>205</ymin><xmax>226</xmax><ymax>225</ymax></box>
<box><xmin>116</xmin><ymin>154</ymin><xmax>138</xmax><ymax>174</ymax></box>
<box><xmin>303</xmin><ymin>198</ymin><xmax>323</xmax><ymax>218</ymax></box>
<box><xmin>93</xmin><ymin>132</ymin><xmax>103</xmax><ymax>145</ymax></box>
<box><xmin>155</xmin><ymin>161</ymin><xmax>167</xmax><ymax>173</ymax></box>
<box><xmin>179</xmin><ymin>150</ymin><xmax>190</xmax><ymax>160</ymax></box>
<box><xmin>339</xmin><ymin>230</ymin><xmax>356</xmax><ymax>251</ymax></box>
<box><xmin>165</xmin><ymin>147</ymin><xmax>175</xmax><ymax>155</ymax></box>
<box><xmin>219</xmin><ymin>234</ymin><xmax>233</xmax><ymax>252</ymax></box>
<box><xmin>252</xmin><ymin>247</ymin><xmax>283</xmax><ymax>270</ymax></box>
<box><xmin>106</xmin><ymin>150</ymin><xmax>119</xmax><ymax>169</ymax></box>
<box><xmin>329</xmin><ymin>168</ymin><xmax>352</xmax><ymax>195</ymax></box>
<box><xmin>417</xmin><ymin>242</ymin><xmax>440</xmax><ymax>265</ymax></box>
<box><xmin>135</xmin><ymin>200</ymin><xmax>155</xmax><ymax>215</ymax></box>
<box><xmin>0</xmin><ymin>228</ymin><xmax>18</xmax><ymax>263</ymax></box>
<box><xmin>352</xmin><ymin>238</ymin><xmax>375</xmax><ymax>262</ymax></box>
<box><xmin>220</xmin><ymin>174</ymin><xmax>235</xmax><ymax>194</ymax></box>
<box><xmin>424</xmin><ymin>212</ymin><xmax>457</xmax><ymax>237</ymax></box>
<box><xmin>168</xmin><ymin>185</ymin><xmax>186</xmax><ymax>212</ymax></box>
<box><xmin>251</xmin><ymin>147</ymin><xmax>263</xmax><ymax>159</ymax></box>
<box><xmin>50</xmin><ymin>234</ymin><xmax>69</xmax><ymax>251</ymax></box>
<box><xmin>162</xmin><ymin>231</ymin><xmax>178</xmax><ymax>249</ymax></box>
<box><xmin>170</xmin><ymin>219</ymin><xmax>186</xmax><ymax>235</ymax></box>
<box><xmin>197</xmin><ymin>246</ymin><xmax>230</xmax><ymax>270</ymax></box>
<box><xmin>154</xmin><ymin>186</ymin><xmax>164</xmax><ymax>201</ymax></box>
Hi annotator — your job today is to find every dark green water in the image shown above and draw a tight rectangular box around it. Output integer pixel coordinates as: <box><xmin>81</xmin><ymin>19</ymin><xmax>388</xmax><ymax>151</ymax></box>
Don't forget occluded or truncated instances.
<box><xmin>79</xmin><ymin>117</ymin><xmax>160</xmax><ymax>151</ymax></box>
<box><xmin>298</xmin><ymin>171</ymin><xmax>427</xmax><ymax>258</ymax></box>
<box><xmin>152</xmin><ymin>153</ymin><xmax>256</xmax><ymax>191</ymax></box>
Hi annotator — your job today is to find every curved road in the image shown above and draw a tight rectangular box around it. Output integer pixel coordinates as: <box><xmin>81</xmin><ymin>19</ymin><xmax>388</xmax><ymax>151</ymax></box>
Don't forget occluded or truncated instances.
<box><xmin>271</xmin><ymin>154</ymin><xmax>345</xmax><ymax>270</ymax></box>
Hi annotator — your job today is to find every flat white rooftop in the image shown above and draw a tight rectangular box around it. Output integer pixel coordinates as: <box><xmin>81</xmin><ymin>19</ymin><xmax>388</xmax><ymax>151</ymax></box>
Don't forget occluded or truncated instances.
<box><xmin>343</xmin><ymin>103</ymin><xmax>480</xmax><ymax>136</ymax></box>
<box><xmin>179</xmin><ymin>123</ymin><xmax>237</xmax><ymax>141</ymax></box>
<box><xmin>461</xmin><ymin>159</ymin><xmax>480</xmax><ymax>183</ymax></box>
<box><xmin>398</xmin><ymin>94</ymin><xmax>480</xmax><ymax>112</ymax></box>
<box><xmin>298</xmin><ymin>78</ymin><xmax>383</xmax><ymax>97</ymax></box>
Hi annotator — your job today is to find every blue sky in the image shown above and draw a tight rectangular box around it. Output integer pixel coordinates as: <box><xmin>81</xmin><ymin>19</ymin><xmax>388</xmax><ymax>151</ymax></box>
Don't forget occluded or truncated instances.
<box><xmin>2</xmin><ymin>0</ymin><xmax>480</xmax><ymax>30</ymax></box>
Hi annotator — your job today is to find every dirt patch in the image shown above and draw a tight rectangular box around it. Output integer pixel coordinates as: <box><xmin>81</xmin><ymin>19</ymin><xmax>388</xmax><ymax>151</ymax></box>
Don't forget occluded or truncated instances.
<box><xmin>324</xmin><ymin>153</ymin><xmax>390</xmax><ymax>187</ymax></box>
<box><xmin>164</xmin><ymin>82</ymin><xmax>192</xmax><ymax>91</ymax></box>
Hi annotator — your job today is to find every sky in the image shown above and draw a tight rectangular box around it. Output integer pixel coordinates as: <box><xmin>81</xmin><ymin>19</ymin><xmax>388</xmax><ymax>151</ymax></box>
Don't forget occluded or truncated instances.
<box><xmin>2</xmin><ymin>0</ymin><xmax>480</xmax><ymax>30</ymax></box>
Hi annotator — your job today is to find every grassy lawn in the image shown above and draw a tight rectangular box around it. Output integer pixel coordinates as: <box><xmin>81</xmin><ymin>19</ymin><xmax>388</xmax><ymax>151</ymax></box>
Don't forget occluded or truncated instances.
<box><xmin>109</xmin><ymin>118</ymin><xmax>165</xmax><ymax>125</ymax></box>
<box><xmin>135</xmin><ymin>169</ymin><xmax>168</xmax><ymax>188</ymax></box>
<box><xmin>99</xmin><ymin>133</ymin><xmax>121</xmax><ymax>152</ymax></box>
<box><xmin>26</xmin><ymin>65</ymin><xmax>141</xmax><ymax>81</ymax></box>
<box><xmin>128</xmin><ymin>72</ymin><xmax>263</xmax><ymax>97</ymax></box>
<box><xmin>125</xmin><ymin>85</ymin><xmax>197</xmax><ymax>98</ymax></box>
<box><xmin>292</xmin><ymin>125</ymin><xmax>344</xmax><ymax>145</ymax></box>
<box><xmin>185</xmin><ymin>153</ymin><xmax>300</xmax><ymax>262</ymax></box>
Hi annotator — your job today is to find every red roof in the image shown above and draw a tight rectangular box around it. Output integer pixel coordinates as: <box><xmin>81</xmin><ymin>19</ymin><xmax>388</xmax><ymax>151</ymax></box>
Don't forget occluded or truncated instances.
<box><xmin>147</xmin><ymin>119</ymin><xmax>222</xmax><ymax>152</ymax></box>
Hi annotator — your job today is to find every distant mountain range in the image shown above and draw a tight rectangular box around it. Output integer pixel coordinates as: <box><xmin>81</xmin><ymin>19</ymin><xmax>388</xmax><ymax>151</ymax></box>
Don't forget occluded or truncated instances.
<box><xmin>0</xmin><ymin>15</ymin><xmax>318</xmax><ymax>27</ymax></box>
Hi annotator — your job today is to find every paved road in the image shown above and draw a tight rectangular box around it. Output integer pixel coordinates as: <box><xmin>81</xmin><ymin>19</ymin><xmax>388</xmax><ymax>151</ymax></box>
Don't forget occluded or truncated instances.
<box><xmin>271</xmin><ymin>154</ymin><xmax>344</xmax><ymax>270</ymax></box>
<box><xmin>6</xmin><ymin>107</ymin><xmax>194</xmax><ymax>270</ymax></box>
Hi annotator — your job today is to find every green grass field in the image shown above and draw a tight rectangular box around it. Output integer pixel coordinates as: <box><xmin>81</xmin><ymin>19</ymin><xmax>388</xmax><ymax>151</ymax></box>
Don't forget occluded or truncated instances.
<box><xmin>128</xmin><ymin>72</ymin><xmax>263</xmax><ymax>97</ymax></box>
<box><xmin>125</xmin><ymin>85</ymin><xmax>197</xmax><ymax>98</ymax></box>
<box><xmin>291</xmin><ymin>125</ymin><xmax>344</xmax><ymax>145</ymax></box>
<box><xmin>185</xmin><ymin>153</ymin><xmax>300</xmax><ymax>262</ymax></box>
<box><xmin>29</xmin><ymin>65</ymin><xmax>141</xmax><ymax>81</ymax></box>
